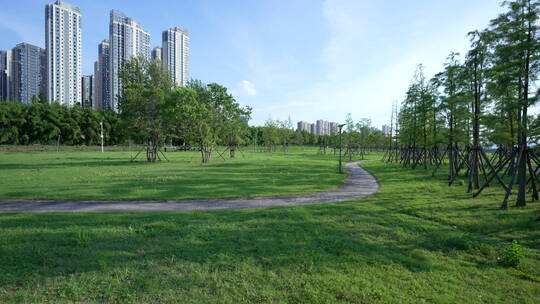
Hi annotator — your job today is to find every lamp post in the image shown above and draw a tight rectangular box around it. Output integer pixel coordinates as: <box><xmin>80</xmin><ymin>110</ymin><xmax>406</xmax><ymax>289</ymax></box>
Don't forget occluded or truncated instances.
<box><xmin>338</xmin><ymin>124</ymin><xmax>346</xmax><ymax>173</ymax></box>
<box><xmin>100</xmin><ymin>121</ymin><xmax>104</xmax><ymax>153</ymax></box>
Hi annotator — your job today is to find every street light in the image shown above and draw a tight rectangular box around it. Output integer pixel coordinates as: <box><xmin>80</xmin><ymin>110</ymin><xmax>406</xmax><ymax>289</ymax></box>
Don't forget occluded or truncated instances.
<box><xmin>100</xmin><ymin>121</ymin><xmax>104</xmax><ymax>153</ymax></box>
<box><xmin>338</xmin><ymin>124</ymin><xmax>346</xmax><ymax>173</ymax></box>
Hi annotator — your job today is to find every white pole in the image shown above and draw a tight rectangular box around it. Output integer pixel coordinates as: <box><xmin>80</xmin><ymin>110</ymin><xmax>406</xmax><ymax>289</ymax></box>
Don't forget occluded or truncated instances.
<box><xmin>100</xmin><ymin>122</ymin><xmax>104</xmax><ymax>153</ymax></box>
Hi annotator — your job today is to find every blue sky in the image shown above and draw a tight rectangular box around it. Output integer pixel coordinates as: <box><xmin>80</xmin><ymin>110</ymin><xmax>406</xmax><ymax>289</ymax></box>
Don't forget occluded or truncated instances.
<box><xmin>0</xmin><ymin>0</ymin><xmax>505</xmax><ymax>127</ymax></box>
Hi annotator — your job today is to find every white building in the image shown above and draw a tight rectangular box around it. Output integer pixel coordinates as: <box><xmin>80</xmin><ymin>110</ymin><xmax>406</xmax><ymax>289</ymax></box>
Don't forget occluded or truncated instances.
<box><xmin>109</xmin><ymin>10</ymin><xmax>150</xmax><ymax>111</ymax></box>
<box><xmin>45</xmin><ymin>0</ymin><xmax>82</xmax><ymax>106</ymax></box>
<box><xmin>162</xmin><ymin>27</ymin><xmax>189</xmax><ymax>87</ymax></box>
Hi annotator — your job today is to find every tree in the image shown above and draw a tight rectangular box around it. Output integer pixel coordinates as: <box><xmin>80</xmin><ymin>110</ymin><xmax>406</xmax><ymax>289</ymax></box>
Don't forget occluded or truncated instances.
<box><xmin>118</xmin><ymin>57</ymin><xmax>173</xmax><ymax>162</ymax></box>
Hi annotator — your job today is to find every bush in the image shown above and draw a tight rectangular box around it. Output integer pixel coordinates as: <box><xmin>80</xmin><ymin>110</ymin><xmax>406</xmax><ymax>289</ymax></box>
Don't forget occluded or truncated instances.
<box><xmin>498</xmin><ymin>240</ymin><xmax>524</xmax><ymax>267</ymax></box>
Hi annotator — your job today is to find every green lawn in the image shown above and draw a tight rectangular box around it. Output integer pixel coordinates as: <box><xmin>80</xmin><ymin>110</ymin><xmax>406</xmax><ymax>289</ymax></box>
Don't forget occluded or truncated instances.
<box><xmin>0</xmin><ymin>154</ymin><xmax>539</xmax><ymax>303</ymax></box>
<box><xmin>0</xmin><ymin>146</ymin><xmax>349</xmax><ymax>200</ymax></box>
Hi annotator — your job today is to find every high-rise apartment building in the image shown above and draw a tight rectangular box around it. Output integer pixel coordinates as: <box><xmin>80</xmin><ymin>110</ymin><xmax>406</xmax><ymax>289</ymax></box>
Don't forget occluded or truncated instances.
<box><xmin>298</xmin><ymin>120</ymin><xmax>339</xmax><ymax>135</ymax></box>
<box><xmin>82</xmin><ymin>75</ymin><xmax>93</xmax><ymax>107</ymax></box>
<box><xmin>94</xmin><ymin>39</ymin><xmax>110</xmax><ymax>110</ymax></box>
<box><xmin>297</xmin><ymin>121</ymin><xmax>311</xmax><ymax>132</ymax></box>
<box><xmin>45</xmin><ymin>0</ymin><xmax>82</xmax><ymax>106</ymax></box>
<box><xmin>162</xmin><ymin>27</ymin><xmax>189</xmax><ymax>87</ymax></box>
<box><xmin>11</xmin><ymin>43</ymin><xmax>46</xmax><ymax>104</ymax></box>
<box><xmin>109</xmin><ymin>10</ymin><xmax>150</xmax><ymax>111</ymax></box>
<box><xmin>151</xmin><ymin>46</ymin><xmax>162</xmax><ymax>61</ymax></box>
<box><xmin>0</xmin><ymin>50</ymin><xmax>12</xmax><ymax>101</ymax></box>
<box><xmin>93</xmin><ymin>61</ymin><xmax>99</xmax><ymax>109</ymax></box>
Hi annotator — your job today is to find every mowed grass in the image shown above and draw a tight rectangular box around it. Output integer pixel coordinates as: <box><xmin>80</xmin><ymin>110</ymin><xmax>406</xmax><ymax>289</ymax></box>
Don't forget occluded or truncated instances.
<box><xmin>0</xmin><ymin>158</ymin><xmax>539</xmax><ymax>303</ymax></box>
<box><xmin>0</xmin><ymin>146</ymin><xmax>348</xmax><ymax>200</ymax></box>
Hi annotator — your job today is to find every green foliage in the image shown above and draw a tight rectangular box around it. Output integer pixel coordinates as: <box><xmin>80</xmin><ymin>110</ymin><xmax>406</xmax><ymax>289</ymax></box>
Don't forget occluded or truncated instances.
<box><xmin>499</xmin><ymin>240</ymin><xmax>524</xmax><ymax>267</ymax></box>
<box><xmin>397</xmin><ymin>0</ymin><xmax>540</xmax><ymax>149</ymax></box>
<box><xmin>0</xmin><ymin>101</ymin><xmax>125</xmax><ymax>145</ymax></box>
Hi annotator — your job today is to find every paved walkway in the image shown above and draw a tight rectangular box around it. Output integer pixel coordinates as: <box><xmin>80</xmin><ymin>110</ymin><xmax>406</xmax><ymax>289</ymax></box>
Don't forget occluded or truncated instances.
<box><xmin>0</xmin><ymin>161</ymin><xmax>379</xmax><ymax>213</ymax></box>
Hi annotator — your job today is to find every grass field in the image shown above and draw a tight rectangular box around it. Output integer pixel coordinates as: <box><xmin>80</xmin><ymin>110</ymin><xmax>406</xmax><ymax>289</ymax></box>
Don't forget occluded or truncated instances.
<box><xmin>0</xmin><ymin>149</ymin><xmax>539</xmax><ymax>303</ymax></box>
<box><xmin>0</xmin><ymin>146</ymin><xmax>352</xmax><ymax>200</ymax></box>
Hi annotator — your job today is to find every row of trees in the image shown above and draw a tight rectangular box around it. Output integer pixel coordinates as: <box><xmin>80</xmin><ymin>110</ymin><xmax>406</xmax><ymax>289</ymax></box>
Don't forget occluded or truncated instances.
<box><xmin>0</xmin><ymin>101</ymin><xmax>124</xmax><ymax>145</ymax></box>
<box><xmin>388</xmin><ymin>0</ymin><xmax>540</xmax><ymax>208</ymax></box>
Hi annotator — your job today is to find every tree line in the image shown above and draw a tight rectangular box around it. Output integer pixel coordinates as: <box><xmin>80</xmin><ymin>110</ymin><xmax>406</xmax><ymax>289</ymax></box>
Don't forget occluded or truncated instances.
<box><xmin>387</xmin><ymin>0</ymin><xmax>540</xmax><ymax>209</ymax></box>
<box><xmin>0</xmin><ymin>101</ymin><xmax>125</xmax><ymax>145</ymax></box>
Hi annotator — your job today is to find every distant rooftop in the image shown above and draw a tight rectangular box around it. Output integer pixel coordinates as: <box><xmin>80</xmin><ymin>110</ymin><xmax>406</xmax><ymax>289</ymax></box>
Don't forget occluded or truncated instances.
<box><xmin>167</xmin><ymin>27</ymin><xmax>189</xmax><ymax>35</ymax></box>
<box><xmin>51</xmin><ymin>1</ymin><xmax>81</xmax><ymax>13</ymax></box>
<box><xmin>110</xmin><ymin>9</ymin><xmax>149</xmax><ymax>33</ymax></box>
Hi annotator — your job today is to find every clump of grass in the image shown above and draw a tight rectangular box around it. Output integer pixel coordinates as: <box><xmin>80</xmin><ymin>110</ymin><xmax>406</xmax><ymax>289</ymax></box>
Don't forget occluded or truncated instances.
<box><xmin>76</xmin><ymin>231</ymin><xmax>90</xmax><ymax>248</ymax></box>
<box><xmin>498</xmin><ymin>240</ymin><xmax>524</xmax><ymax>267</ymax></box>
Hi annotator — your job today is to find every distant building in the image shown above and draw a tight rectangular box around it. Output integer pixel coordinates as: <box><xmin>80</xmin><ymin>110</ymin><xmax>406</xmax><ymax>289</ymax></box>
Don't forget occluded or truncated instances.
<box><xmin>11</xmin><ymin>43</ymin><xmax>46</xmax><ymax>104</ymax></box>
<box><xmin>82</xmin><ymin>75</ymin><xmax>93</xmax><ymax>107</ymax></box>
<box><xmin>298</xmin><ymin>120</ymin><xmax>339</xmax><ymax>135</ymax></box>
<box><xmin>0</xmin><ymin>50</ymin><xmax>12</xmax><ymax>101</ymax></box>
<box><xmin>109</xmin><ymin>9</ymin><xmax>151</xmax><ymax>111</ymax></box>
<box><xmin>45</xmin><ymin>0</ymin><xmax>82</xmax><ymax>106</ymax></box>
<box><xmin>94</xmin><ymin>39</ymin><xmax>110</xmax><ymax>110</ymax></box>
<box><xmin>382</xmin><ymin>124</ymin><xmax>390</xmax><ymax>136</ymax></box>
<box><xmin>297</xmin><ymin>121</ymin><xmax>311</xmax><ymax>132</ymax></box>
<box><xmin>162</xmin><ymin>27</ymin><xmax>189</xmax><ymax>87</ymax></box>
<box><xmin>151</xmin><ymin>46</ymin><xmax>162</xmax><ymax>61</ymax></box>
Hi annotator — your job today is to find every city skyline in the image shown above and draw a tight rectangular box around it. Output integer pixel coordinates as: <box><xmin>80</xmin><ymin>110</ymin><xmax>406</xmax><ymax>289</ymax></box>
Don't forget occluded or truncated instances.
<box><xmin>0</xmin><ymin>0</ymin><xmax>510</xmax><ymax>126</ymax></box>
<box><xmin>0</xmin><ymin>1</ymin><xmax>191</xmax><ymax>112</ymax></box>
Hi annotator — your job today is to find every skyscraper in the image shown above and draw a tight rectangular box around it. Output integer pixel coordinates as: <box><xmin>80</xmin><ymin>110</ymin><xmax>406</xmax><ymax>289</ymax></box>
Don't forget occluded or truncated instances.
<box><xmin>162</xmin><ymin>27</ymin><xmax>189</xmax><ymax>87</ymax></box>
<box><xmin>151</xmin><ymin>46</ymin><xmax>162</xmax><ymax>61</ymax></box>
<box><xmin>82</xmin><ymin>75</ymin><xmax>93</xmax><ymax>107</ymax></box>
<box><xmin>94</xmin><ymin>39</ymin><xmax>110</xmax><ymax>110</ymax></box>
<box><xmin>93</xmin><ymin>61</ymin><xmax>100</xmax><ymax>109</ymax></box>
<box><xmin>45</xmin><ymin>0</ymin><xmax>82</xmax><ymax>106</ymax></box>
<box><xmin>11</xmin><ymin>43</ymin><xmax>46</xmax><ymax>104</ymax></box>
<box><xmin>109</xmin><ymin>10</ymin><xmax>150</xmax><ymax>111</ymax></box>
<box><xmin>0</xmin><ymin>50</ymin><xmax>12</xmax><ymax>101</ymax></box>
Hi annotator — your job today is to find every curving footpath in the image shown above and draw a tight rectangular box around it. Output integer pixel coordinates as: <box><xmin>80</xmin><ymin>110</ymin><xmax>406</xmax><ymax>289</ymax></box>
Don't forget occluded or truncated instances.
<box><xmin>0</xmin><ymin>161</ymin><xmax>379</xmax><ymax>213</ymax></box>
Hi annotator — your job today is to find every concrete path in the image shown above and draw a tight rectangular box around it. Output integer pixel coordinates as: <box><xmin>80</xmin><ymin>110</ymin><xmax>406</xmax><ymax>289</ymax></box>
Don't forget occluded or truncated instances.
<box><xmin>0</xmin><ymin>161</ymin><xmax>379</xmax><ymax>213</ymax></box>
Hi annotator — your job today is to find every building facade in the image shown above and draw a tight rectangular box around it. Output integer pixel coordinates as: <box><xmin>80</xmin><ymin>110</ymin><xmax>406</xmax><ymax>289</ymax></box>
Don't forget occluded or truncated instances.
<box><xmin>109</xmin><ymin>10</ymin><xmax>150</xmax><ymax>111</ymax></box>
<box><xmin>297</xmin><ymin>120</ymin><xmax>339</xmax><ymax>135</ymax></box>
<box><xmin>82</xmin><ymin>75</ymin><xmax>93</xmax><ymax>107</ymax></box>
<box><xmin>45</xmin><ymin>0</ymin><xmax>82</xmax><ymax>106</ymax></box>
<box><xmin>11</xmin><ymin>43</ymin><xmax>46</xmax><ymax>104</ymax></box>
<box><xmin>94</xmin><ymin>39</ymin><xmax>110</xmax><ymax>110</ymax></box>
<box><xmin>162</xmin><ymin>27</ymin><xmax>189</xmax><ymax>87</ymax></box>
<box><xmin>0</xmin><ymin>50</ymin><xmax>12</xmax><ymax>101</ymax></box>
<box><xmin>151</xmin><ymin>46</ymin><xmax>162</xmax><ymax>61</ymax></box>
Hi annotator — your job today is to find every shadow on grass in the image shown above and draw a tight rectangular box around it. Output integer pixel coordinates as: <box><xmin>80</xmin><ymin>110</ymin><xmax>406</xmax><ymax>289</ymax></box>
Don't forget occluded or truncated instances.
<box><xmin>0</xmin><ymin>204</ymin><xmax>449</xmax><ymax>287</ymax></box>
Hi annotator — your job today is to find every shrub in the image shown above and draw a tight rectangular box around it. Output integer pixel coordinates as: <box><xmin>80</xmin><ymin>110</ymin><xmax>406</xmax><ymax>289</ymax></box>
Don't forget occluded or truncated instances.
<box><xmin>498</xmin><ymin>240</ymin><xmax>524</xmax><ymax>267</ymax></box>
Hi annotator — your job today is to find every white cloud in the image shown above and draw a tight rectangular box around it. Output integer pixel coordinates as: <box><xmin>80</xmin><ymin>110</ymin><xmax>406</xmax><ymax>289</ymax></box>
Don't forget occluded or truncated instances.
<box><xmin>237</xmin><ymin>80</ymin><xmax>257</xmax><ymax>96</ymax></box>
